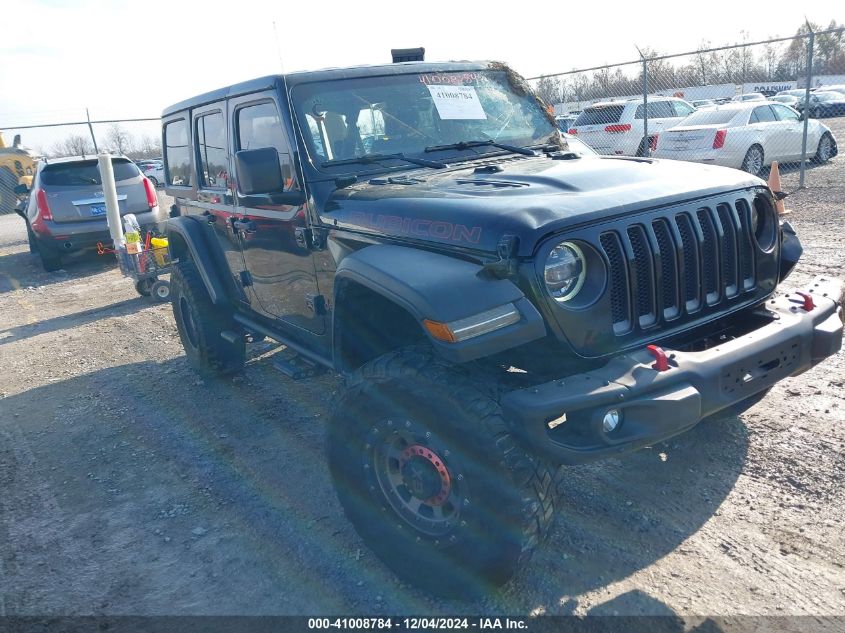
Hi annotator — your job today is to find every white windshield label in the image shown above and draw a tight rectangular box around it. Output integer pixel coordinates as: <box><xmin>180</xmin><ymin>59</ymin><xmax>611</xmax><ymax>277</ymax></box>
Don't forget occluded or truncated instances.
<box><xmin>426</xmin><ymin>85</ymin><xmax>487</xmax><ymax>120</ymax></box>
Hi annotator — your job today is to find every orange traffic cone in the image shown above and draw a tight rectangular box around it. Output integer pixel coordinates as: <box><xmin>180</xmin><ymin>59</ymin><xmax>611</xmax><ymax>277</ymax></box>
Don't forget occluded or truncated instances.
<box><xmin>768</xmin><ymin>161</ymin><xmax>788</xmax><ymax>215</ymax></box>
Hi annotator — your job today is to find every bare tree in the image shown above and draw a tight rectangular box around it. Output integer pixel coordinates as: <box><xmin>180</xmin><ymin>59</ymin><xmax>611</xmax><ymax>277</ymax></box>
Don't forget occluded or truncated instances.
<box><xmin>49</xmin><ymin>133</ymin><xmax>94</xmax><ymax>158</ymax></box>
<box><xmin>106</xmin><ymin>124</ymin><xmax>133</xmax><ymax>155</ymax></box>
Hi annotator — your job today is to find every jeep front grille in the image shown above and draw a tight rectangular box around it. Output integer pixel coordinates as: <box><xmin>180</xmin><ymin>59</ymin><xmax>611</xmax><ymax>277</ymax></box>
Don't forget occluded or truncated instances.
<box><xmin>599</xmin><ymin>199</ymin><xmax>757</xmax><ymax>335</ymax></box>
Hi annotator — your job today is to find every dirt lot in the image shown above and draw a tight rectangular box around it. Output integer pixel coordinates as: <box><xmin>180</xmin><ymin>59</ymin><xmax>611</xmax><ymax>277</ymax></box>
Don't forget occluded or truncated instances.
<box><xmin>1</xmin><ymin>128</ymin><xmax>844</xmax><ymax>618</ymax></box>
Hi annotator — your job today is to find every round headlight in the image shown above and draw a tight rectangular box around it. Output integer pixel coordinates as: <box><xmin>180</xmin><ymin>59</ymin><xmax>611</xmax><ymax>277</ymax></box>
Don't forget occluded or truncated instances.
<box><xmin>545</xmin><ymin>241</ymin><xmax>586</xmax><ymax>302</ymax></box>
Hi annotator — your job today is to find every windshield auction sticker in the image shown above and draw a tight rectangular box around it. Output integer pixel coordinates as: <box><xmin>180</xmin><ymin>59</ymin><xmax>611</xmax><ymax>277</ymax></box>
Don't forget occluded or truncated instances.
<box><xmin>426</xmin><ymin>85</ymin><xmax>487</xmax><ymax>120</ymax></box>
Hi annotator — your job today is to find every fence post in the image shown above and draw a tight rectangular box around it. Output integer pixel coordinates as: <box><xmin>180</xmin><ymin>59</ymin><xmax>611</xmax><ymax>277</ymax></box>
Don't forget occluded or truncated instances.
<box><xmin>798</xmin><ymin>29</ymin><xmax>815</xmax><ymax>189</ymax></box>
<box><xmin>86</xmin><ymin>108</ymin><xmax>99</xmax><ymax>154</ymax></box>
<box><xmin>640</xmin><ymin>53</ymin><xmax>649</xmax><ymax>157</ymax></box>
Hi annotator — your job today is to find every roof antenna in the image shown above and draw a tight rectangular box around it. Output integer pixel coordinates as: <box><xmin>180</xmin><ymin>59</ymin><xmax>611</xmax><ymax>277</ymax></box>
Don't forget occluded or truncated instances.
<box><xmin>273</xmin><ymin>21</ymin><xmax>285</xmax><ymax>73</ymax></box>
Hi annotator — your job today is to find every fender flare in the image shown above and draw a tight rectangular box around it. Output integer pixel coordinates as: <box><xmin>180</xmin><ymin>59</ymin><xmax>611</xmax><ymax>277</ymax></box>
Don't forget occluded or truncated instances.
<box><xmin>166</xmin><ymin>216</ymin><xmax>230</xmax><ymax>305</ymax></box>
<box><xmin>333</xmin><ymin>244</ymin><xmax>546</xmax><ymax>363</ymax></box>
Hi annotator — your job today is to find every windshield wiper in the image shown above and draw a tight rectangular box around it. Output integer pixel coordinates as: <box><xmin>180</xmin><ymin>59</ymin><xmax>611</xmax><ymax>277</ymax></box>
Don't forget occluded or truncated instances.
<box><xmin>321</xmin><ymin>152</ymin><xmax>448</xmax><ymax>169</ymax></box>
<box><xmin>424</xmin><ymin>140</ymin><xmax>536</xmax><ymax>157</ymax></box>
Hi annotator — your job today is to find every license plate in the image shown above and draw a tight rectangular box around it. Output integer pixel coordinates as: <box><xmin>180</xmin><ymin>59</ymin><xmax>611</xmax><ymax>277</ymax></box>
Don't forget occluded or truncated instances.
<box><xmin>90</xmin><ymin>204</ymin><xmax>106</xmax><ymax>216</ymax></box>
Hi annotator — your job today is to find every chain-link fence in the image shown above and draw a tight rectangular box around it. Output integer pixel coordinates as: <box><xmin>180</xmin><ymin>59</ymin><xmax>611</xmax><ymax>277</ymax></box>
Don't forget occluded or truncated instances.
<box><xmin>530</xmin><ymin>26</ymin><xmax>844</xmax><ymax>187</ymax></box>
<box><xmin>0</xmin><ymin>114</ymin><xmax>161</xmax><ymax>214</ymax></box>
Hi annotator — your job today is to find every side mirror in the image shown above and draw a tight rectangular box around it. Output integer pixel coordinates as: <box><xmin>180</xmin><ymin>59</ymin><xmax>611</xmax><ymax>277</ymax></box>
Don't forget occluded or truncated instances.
<box><xmin>235</xmin><ymin>148</ymin><xmax>285</xmax><ymax>195</ymax></box>
<box><xmin>13</xmin><ymin>183</ymin><xmax>29</xmax><ymax>195</ymax></box>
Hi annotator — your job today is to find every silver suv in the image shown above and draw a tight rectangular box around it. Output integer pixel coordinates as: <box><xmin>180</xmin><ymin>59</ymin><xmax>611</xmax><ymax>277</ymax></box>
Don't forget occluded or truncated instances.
<box><xmin>16</xmin><ymin>155</ymin><xmax>165</xmax><ymax>271</ymax></box>
<box><xmin>569</xmin><ymin>96</ymin><xmax>695</xmax><ymax>156</ymax></box>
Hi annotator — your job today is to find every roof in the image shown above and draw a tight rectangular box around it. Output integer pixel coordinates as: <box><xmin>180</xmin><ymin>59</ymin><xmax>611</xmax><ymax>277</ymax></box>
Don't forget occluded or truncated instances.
<box><xmin>586</xmin><ymin>96</ymin><xmax>683</xmax><ymax>108</ymax></box>
<box><xmin>42</xmin><ymin>154</ymin><xmax>129</xmax><ymax>165</ymax></box>
<box><xmin>161</xmin><ymin>60</ymin><xmax>490</xmax><ymax>117</ymax></box>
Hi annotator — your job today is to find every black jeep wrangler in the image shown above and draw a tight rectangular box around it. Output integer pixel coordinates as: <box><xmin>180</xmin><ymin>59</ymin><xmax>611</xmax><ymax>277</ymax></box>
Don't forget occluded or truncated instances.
<box><xmin>162</xmin><ymin>59</ymin><xmax>844</xmax><ymax>597</ymax></box>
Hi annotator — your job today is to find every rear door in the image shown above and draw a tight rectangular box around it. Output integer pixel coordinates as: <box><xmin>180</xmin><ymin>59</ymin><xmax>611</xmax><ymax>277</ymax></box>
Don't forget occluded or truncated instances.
<box><xmin>748</xmin><ymin>105</ymin><xmax>785</xmax><ymax>161</ymax></box>
<box><xmin>40</xmin><ymin>159</ymin><xmax>148</xmax><ymax>222</ymax></box>
<box><xmin>770</xmin><ymin>104</ymin><xmax>804</xmax><ymax>159</ymax></box>
<box><xmin>571</xmin><ymin>104</ymin><xmax>626</xmax><ymax>154</ymax></box>
<box><xmin>188</xmin><ymin>103</ymin><xmax>249</xmax><ymax>287</ymax></box>
<box><xmin>230</xmin><ymin>92</ymin><xmax>325</xmax><ymax>335</ymax></box>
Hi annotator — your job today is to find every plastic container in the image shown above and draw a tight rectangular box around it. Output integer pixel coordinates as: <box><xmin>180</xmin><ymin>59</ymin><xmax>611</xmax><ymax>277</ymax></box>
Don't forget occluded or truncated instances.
<box><xmin>150</xmin><ymin>237</ymin><xmax>169</xmax><ymax>267</ymax></box>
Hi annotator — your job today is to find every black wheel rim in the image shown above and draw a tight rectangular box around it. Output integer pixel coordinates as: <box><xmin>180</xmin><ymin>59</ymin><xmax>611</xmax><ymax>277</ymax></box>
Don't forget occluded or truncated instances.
<box><xmin>180</xmin><ymin>296</ymin><xmax>199</xmax><ymax>348</ymax></box>
<box><xmin>366</xmin><ymin>418</ymin><xmax>464</xmax><ymax>539</ymax></box>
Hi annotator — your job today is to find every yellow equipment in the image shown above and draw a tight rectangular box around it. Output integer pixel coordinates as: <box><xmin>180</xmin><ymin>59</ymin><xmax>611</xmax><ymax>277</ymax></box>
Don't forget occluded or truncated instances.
<box><xmin>0</xmin><ymin>131</ymin><xmax>39</xmax><ymax>214</ymax></box>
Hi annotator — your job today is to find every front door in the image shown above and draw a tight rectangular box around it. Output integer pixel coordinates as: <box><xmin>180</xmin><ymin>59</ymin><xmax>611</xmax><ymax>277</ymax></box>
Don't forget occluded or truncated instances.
<box><xmin>230</xmin><ymin>94</ymin><xmax>325</xmax><ymax>335</ymax></box>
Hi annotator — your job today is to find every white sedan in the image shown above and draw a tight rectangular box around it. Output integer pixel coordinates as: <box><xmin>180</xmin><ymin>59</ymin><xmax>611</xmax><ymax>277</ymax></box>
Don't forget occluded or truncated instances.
<box><xmin>653</xmin><ymin>102</ymin><xmax>837</xmax><ymax>176</ymax></box>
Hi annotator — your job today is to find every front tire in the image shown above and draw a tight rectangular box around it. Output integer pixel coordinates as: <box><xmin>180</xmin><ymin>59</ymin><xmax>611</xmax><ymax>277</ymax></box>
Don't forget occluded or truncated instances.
<box><xmin>170</xmin><ymin>260</ymin><xmax>245</xmax><ymax>375</ymax></box>
<box><xmin>741</xmin><ymin>144</ymin><xmax>765</xmax><ymax>177</ymax></box>
<box><xmin>328</xmin><ymin>346</ymin><xmax>561</xmax><ymax>598</ymax></box>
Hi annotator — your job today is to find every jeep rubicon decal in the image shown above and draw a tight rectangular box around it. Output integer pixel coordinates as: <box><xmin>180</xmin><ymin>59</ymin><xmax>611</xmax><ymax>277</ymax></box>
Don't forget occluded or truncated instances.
<box><xmin>162</xmin><ymin>61</ymin><xmax>844</xmax><ymax>599</ymax></box>
<box><xmin>348</xmin><ymin>211</ymin><xmax>483</xmax><ymax>244</ymax></box>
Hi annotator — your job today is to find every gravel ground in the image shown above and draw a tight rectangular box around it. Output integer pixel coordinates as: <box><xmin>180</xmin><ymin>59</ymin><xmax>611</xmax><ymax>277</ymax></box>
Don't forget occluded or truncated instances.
<box><xmin>0</xmin><ymin>123</ymin><xmax>843</xmax><ymax>617</ymax></box>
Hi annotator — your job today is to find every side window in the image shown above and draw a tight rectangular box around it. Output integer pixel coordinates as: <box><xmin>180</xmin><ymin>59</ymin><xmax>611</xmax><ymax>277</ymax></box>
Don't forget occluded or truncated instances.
<box><xmin>195</xmin><ymin>110</ymin><xmax>228</xmax><ymax>189</ymax></box>
<box><xmin>673</xmin><ymin>101</ymin><xmax>695</xmax><ymax>118</ymax></box>
<box><xmin>773</xmin><ymin>104</ymin><xmax>799</xmax><ymax>122</ymax></box>
<box><xmin>164</xmin><ymin>118</ymin><xmax>192</xmax><ymax>186</ymax></box>
<box><xmin>751</xmin><ymin>106</ymin><xmax>776</xmax><ymax>123</ymax></box>
<box><xmin>236</xmin><ymin>101</ymin><xmax>295</xmax><ymax>191</ymax></box>
<box><xmin>649</xmin><ymin>101</ymin><xmax>675</xmax><ymax>118</ymax></box>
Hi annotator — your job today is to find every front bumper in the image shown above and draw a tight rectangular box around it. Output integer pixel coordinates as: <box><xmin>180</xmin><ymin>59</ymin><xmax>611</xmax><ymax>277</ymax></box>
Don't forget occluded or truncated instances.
<box><xmin>501</xmin><ymin>275</ymin><xmax>844</xmax><ymax>464</ymax></box>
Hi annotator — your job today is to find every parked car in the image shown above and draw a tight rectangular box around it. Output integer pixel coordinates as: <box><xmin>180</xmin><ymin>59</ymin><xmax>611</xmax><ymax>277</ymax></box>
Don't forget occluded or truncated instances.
<box><xmin>561</xmin><ymin>132</ymin><xmax>597</xmax><ymax>156</ymax></box>
<box><xmin>653</xmin><ymin>102</ymin><xmax>837</xmax><ymax>176</ymax></box>
<box><xmin>692</xmin><ymin>99</ymin><xmax>716</xmax><ymax>109</ymax></box>
<box><xmin>817</xmin><ymin>84</ymin><xmax>845</xmax><ymax>96</ymax></box>
<box><xmin>732</xmin><ymin>92</ymin><xmax>766</xmax><ymax>102</ymax></box>
<box><xmin>140</xmin><ymin>161</ymin><xmax>165</xmax><ymax>186</ymax></box>
<box><xmin>769</xmin><ymin>94</ymin><xmax>800</xmax><ymax>108</ymax></box>
<box><xmin>776</xmin><ymin>89</ymin><xmax>808</xmax><ymax>98</ymax></box>
<box><xmin>568</xmin><ymin>96</ymin><xmax>695</xmax><ymax>156</ymax></box>
<box><xmin>14</xmin><ymin>155</ymin><xmax>165</xmax><ymax>271</ymax></box>
<box><xmin>554</xmin><ymin>115</ymin><xmax>576</xmax><ymax>132</ymax></box>
<box><xmin>161</xmin><ymin>60</ymin><xmax>844</xmax><ymax>597</ymax></box>
<box><xmin>796</xmin><ymin>91</ymin><xmax>845</xmax><ymax>118</ymax></box>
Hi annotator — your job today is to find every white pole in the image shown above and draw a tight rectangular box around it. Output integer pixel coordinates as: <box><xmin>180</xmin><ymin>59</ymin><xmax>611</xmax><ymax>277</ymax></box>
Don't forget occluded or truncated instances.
<box><xmin>97</xmin><ymin>152</ymin><xmax>124</xmax><ymax>249</ymax></box>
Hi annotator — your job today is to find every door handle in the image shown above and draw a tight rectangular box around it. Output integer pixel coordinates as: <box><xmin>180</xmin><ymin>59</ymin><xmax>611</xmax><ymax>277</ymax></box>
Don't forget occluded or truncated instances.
<box><xmin>233</xmin><ymin>219</ymin><xmax>257</xmax><ymax>234</ymax></box>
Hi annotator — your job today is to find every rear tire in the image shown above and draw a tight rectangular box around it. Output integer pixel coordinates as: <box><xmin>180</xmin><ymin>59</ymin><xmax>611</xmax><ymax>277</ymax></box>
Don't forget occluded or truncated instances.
<box><xmin>151</xmin><ymin>279</ymin><xmax>170</xmax><ymax>302</ymax></box>
<box><xmin>36</xmin><ymin>241</ymin><xmax>62</xmax><ymax>272</ymax></box>
<box><xmin>813</xmin><ymin>133</ymin><xmax>834</xmax><ymax>164</ymax></box>
<box><xmin>26</xmin><ymin>224</ymin><xmax>38</xmax><ymax>254</ymax></box>
<box><xmin>741</xmin><ymin>145</ymin><xmax>765</xmax><ymax>177</ymax></box>
<box><xmin>135</xmin><ymin>279</ymin><xmax>153</xmax><ymax>296</ymax></box>
<box><xmin>170</xmin><ymin>260</ymin><xmax>245</xmax><ymax>375</ymax></box>
<box><xmin>328</xmin><ymin>346</ymin><xmax>562</xmax><ymax>599</ymax></box>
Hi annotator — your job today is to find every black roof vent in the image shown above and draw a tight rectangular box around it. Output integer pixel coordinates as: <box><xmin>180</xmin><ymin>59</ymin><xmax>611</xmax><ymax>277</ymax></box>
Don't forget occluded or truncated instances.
<box><xmin>391</xmin><ymin>47</ymin><xmax>425</xmax><ymax>63</ymax></box>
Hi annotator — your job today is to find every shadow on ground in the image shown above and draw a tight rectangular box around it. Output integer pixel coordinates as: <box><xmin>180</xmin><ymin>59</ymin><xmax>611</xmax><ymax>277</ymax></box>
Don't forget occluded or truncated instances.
<box><xmin>0</xmin><ymin>353</ymin><xmax>749</xmax><ymax>614</ymax></box>
<box><xmin>0</xmin><ymin>247</ymin><xmax>116</xmax><ymax>293</ymax></box>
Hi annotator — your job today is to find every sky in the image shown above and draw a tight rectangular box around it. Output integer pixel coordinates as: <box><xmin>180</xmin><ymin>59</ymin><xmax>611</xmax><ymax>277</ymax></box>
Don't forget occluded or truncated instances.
<box><xmin>2</xmin><ymin>0</ymin><xmax>841</xmax><ymax>152</ymax></box>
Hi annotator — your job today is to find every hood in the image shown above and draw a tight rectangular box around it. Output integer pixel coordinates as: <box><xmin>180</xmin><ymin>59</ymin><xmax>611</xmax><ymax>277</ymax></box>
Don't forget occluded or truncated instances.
<box><xmin>321</xmin><ymin>155</ymin><xmax>763</xmax><ymax>257</ymax></box>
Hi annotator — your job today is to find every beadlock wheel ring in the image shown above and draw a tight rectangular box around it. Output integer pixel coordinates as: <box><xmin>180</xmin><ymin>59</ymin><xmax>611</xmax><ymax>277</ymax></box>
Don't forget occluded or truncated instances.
<box><xmin>367</xmin><ymin>419</ymin><xmax>464</xmax><ymax>538</ymax></box>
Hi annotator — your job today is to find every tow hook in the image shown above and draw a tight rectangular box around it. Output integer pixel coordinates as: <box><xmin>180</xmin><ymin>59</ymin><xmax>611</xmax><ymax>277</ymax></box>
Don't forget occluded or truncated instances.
<box><xmin>795</xmin><ymin>291</ymin><xmax>815</xmax><ymax>311</ymax></box>
<box><xmin>646</xmin><ymin>345</ymin><xmax>670</xmax><ymax>371</ymax></box>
